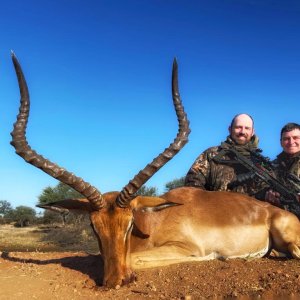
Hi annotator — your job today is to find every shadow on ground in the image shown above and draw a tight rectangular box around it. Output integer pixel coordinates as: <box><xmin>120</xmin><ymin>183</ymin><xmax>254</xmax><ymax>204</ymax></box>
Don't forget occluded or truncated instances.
<box><xmin>1</xmin><ymin>251</ymin><xmax>104</xmax><ymax>286</ymax></box>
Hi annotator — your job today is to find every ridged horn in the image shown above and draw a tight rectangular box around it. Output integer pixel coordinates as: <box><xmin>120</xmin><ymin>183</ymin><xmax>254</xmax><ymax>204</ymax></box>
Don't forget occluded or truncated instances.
<box><xmin>10</xmin><ymin>52</ymin><xmax>105</xmax><ymax>210</ymax></box>
<box><xmin>116</xmin><ymin>58</ymin><xmax>190</xmax><ymax>208</ymax></box>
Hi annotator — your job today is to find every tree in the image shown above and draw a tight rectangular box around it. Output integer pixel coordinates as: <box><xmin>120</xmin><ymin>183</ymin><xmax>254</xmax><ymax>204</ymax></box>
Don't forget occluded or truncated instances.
<box><xmin>38</xmin><ymin>182</ymin><xmax>84</xmax><ymax>225</ymax></box>
<box><xmin>8</xmin><ymin>206</ymin><xmax>36</xmax><ymax>227</ymax></box>
<box><xmin>38</xmin><ymin>182</ymin><xmax>83</xmax><ymax>205</ymax></box>
<box><xmin>135</xmin><ymin>185</ymin><xmax>158</xmax><ymax>196</ymax></box>
<box><xmin>42</xmin><ymin>210</ymin><xmax>67</xmax><ymax>225</ymax></box>
<box><xmin>0</xmin><ymin>200</ymin><xmax>13</xmax><ymax>216</ymax></box>
<box><xmin>0</xmin><ymin>200</ymin><xmax>13</xmax><ymax>224</ymax></box>
<box><xmin>165</xmin><ymin>176</ymin><xmax>185</xmax><ymax>191</ymax></box>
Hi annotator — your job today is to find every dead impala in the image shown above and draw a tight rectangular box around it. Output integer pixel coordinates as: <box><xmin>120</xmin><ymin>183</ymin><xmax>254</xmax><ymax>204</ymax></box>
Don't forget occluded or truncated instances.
<box><xmin>11</xmin><ymin>53</ymin><xmax>300</xmax><ymax>288</ymax></box>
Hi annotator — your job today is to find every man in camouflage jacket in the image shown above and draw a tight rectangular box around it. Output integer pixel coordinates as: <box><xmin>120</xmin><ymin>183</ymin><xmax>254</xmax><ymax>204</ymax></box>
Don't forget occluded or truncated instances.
<box><xmin>185</xmin><ymin>113</ymin><xmax>268</xmax><ymax>200</ymax></box>
<box><xmin>266</xmin><ymin>123</ymin><xmax>300</xmax><ymax>204</ymax></box>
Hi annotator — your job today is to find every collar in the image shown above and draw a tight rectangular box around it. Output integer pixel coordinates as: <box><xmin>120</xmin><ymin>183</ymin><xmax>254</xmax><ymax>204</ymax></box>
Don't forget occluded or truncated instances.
<box><xmin>276</xmin><ymin>151</ymin><xmax>300</xmax><ymax>163</ymax></box>
<box><xmin>220</xmin><ymin>135</ymin><xmax>260</xmax><ymax>155</ymax></box>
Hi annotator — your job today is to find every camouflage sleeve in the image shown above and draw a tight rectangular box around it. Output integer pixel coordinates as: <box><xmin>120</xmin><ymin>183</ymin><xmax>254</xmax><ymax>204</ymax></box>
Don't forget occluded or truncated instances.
<box><xmin>291</xmin><ymin>158</ymin><xmax>300</xmax><ymax>179</ymax></box>
<box><xmin>184</xmin><ymin>150</ymin><xmax>211</xmax><ymax>189</ymax></box>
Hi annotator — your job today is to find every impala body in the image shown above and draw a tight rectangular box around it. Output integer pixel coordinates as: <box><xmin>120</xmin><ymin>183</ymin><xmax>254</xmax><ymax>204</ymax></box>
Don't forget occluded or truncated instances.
<box><xmin>10</xmin><ymin>53</ymin><xmax>300</xmax><ymax>288</ymax></box>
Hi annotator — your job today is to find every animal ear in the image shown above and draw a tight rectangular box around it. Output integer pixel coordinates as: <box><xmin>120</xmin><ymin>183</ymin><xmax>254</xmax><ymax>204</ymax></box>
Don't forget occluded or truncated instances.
<box><xmin>131</xmin><ymin>196</ymin><xmax>181</xmax><ymax>212</ymax></box>
<box><xmin>36</xmin><ymin>198</ymin><xmax>95</xmax><ymax>213</ymax></box>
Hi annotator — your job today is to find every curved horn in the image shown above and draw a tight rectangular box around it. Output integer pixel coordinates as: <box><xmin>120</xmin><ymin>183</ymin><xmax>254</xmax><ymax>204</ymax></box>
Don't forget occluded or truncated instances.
<box><xmin>10</xmin><ymin>52</ymin><xmax>105</xmax><ymax>210</ymax></box>
<box><xmin>116</xmin><ymin>59</ymin><xmax>190</xmax><ymax>208</ymax></box>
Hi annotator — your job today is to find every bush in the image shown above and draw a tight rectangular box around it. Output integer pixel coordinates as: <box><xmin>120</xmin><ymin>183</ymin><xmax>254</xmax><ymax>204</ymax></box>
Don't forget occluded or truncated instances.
<box><xmin>8</xmin><ymin>206</ymin><xmax>37</xmax><ymax>227</ymax></box>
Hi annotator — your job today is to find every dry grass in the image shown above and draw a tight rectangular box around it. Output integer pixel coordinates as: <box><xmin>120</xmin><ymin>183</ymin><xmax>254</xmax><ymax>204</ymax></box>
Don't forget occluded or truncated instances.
<box><xmin>0</xmin><ymin>223</ymin><xmax>99</xmax><ymax>252</ymax></box>
<box><xmin>0</xmin><ymin>224</ymin><xmax>55</xmax><ymax>251</ymax></box>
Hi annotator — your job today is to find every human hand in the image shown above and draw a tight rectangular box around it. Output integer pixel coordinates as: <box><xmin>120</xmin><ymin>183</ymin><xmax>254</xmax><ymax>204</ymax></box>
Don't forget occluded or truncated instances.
<box><xmin>265</xmin><ymin>189</ymin><xmax>281</xmax><ymax>206</ymax></box>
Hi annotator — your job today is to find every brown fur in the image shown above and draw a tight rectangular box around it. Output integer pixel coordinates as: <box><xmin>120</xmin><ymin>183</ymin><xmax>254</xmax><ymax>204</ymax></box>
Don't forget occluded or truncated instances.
<box><xmin>42</xmin><ymin>186</ymin><xmax>300</xmax><ymax>288</ymax></box>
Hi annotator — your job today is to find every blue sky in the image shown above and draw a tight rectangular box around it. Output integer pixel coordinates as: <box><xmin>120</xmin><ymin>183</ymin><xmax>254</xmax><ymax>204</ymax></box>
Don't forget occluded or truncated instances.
<box><xmin>0</xmin><ymin>0</ymin><xmax>299</xmax><ymax>210</ymax></box>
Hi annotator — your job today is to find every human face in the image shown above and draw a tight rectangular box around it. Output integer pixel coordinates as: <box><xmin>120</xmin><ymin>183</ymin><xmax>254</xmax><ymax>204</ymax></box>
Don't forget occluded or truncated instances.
<box><xmin>229</xmin><ymin>114</ymin><xmax>254</xmax><ymax>145</ymax></box>
<box><xmin>280</xmin><ymin>129</ymin><xmax>300</xmax><ymax>155</ymax></box>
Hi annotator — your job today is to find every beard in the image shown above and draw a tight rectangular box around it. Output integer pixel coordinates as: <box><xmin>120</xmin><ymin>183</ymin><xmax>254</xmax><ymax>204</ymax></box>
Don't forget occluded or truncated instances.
<box><xmin>232</xmin><ymin>133</ymin><xmax>251</xmax><ymax>145</ymax></box>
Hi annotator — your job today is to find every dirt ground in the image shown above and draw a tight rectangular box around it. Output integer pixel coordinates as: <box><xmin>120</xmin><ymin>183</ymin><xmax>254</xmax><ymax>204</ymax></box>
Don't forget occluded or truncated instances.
<box><xmin>1</xmin><ymin>251</ymin><xmax>300</xmax><ymax>300</ymax></box>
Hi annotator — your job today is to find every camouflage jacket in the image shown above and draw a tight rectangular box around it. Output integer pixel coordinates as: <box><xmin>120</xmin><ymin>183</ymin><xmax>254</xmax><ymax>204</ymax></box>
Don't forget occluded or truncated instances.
<box><xmin>272</xmin><ymin>151</ymin><xmax>300</xmax><ymax>190</ymax></box>
<box><xmin>184</xmin><ymin>136</ymin><xmax>268</xmax><ymax>200</ymax></box>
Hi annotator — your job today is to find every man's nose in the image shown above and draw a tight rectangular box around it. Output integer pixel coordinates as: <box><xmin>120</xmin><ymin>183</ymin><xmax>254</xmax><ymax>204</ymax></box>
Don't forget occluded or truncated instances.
<box><xmin>287</xmin><ymin>137</ymin><xmax>296</xmax><ymax>143</ymax></box>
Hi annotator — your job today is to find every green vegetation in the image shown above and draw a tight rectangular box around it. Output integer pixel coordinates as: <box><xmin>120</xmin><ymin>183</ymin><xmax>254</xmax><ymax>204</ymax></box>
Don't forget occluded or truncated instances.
<box><xmin>6</xmin><ymin>206</ymin><xmax>36</xmax><ymax>227</ymax></box>
<box><xmin>0</xmin><ymin>200</ymin><xmax>13</xmax><ymax>216</ymax></box>
<box><xmin>135</xmin><ymin>185</ymin><xmax>158</xmax><ymax>196</ymax></box>
<box><xmin>38</xmin><ymin>182</ymin><xmax>83</xmax><ymax>204</ymax></box>
<box><xmin>164</xmin><ymin>176</ymin><xmax>185</xmax><ymax>191</ymax></box>
<box><xmin>0</xmin><ymin>200</ymin><xmax>36</xmax><ymax>226</ymax></box>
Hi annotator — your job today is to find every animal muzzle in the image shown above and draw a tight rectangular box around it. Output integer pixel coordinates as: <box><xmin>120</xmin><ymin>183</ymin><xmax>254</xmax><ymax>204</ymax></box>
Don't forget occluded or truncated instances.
<box><xmin>103</xmin><ymin>267</ymin><xmax>136</xmax><ymax>288</ymax></box>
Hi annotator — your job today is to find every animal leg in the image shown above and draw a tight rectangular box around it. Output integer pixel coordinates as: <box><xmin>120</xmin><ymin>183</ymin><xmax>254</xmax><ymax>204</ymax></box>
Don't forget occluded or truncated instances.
<box><xmin>131</xmin><ymin>245</ymin><xmax>215</xmax><ymax>270</ymax></box>
<box><xmin>287</xmin><ymin>243</ymin><xmax>300</xmax><ymax>259</ymax></box>
<box><xmin>270</xmin><ymin>211</ymin><xmax>300</xmax><ymax>258</ymax></box>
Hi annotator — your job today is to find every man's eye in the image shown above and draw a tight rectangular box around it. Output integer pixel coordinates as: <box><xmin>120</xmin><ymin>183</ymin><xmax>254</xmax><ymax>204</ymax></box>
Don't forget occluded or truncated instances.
<box><xmin>282</xmin><ymin>136</ymin><xmax>300</xmax><ymax>142</ymax></box>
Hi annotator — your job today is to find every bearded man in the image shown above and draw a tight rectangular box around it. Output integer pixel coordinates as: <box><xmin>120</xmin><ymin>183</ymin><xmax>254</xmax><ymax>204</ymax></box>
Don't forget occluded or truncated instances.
<box><xmin>185</xmin><ymin>113</ymin><xmax>268</xmax><ymax>199</ymax></box>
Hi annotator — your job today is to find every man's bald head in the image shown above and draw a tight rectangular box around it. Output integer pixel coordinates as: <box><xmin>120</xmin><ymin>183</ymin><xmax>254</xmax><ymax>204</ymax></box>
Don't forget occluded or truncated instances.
<box><xmin>229</xmin><ymin>113</ymin><xmax>255</xmax><ymax>145</ymax></box>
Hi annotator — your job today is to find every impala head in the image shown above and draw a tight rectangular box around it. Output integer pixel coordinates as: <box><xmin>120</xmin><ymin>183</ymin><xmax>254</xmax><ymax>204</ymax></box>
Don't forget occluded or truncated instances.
<box><xmin>10</xmin><ymin>52</ymin><xmax>190</xmax><ymax>287</ymax></box>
